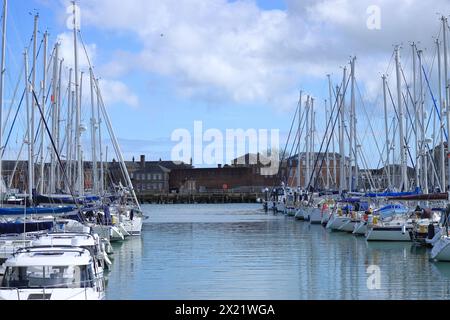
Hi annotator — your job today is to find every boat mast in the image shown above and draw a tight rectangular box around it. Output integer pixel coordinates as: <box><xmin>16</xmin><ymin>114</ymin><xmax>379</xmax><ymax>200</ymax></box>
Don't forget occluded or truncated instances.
<box><xmin>31</xmin><ymin>14</ymin><xmax>38</xmax><ymax>195</ymax></box>
<box><xmin>418</xmin><ymin>49</ymin><xmax>428</xmax><ymax>194</ymax></box>
<box><xmin>352</xmin><ymin>58</ymin><xmax>358</xmax><ymax>191</ymax></box>
<box><xmin>72</xmin><ymin>1</ymin><xmax>83</xmax><ymax>196</ymax></box>
<box><xmin>0</xmin><ymin>0</ymin><xmax>7</xmax><ymax>195</ymax></box>
<box><xmin>50</xmin><ymin>43</ymin><xmax>59</xmax><ymax>194</ymax></box>
<box><xmin>305</xmin><ymin>96</ymin><xmax>310</xmax><ymax>190</ymax></box>
<box><xmin>340</xmin><ymin>68</ymin><xmax>347</xmax><ymax>192</ymax></box>
<box><xmin>90</xmin><ymin>68</ymin><xmax>98</xmax><ymax>194</ymax></box>
<box><xmin>412</xmin><ymin>43</ymin><xmax>420</xmax><ymax>190</ymax></box>
<box><xmin>349</xmin><ymin>58</ymin><xmax>356</xmax><ymax>191</ymax></box>
<box><xmin>56</xmin><ymin>55</ymin><xmax>63</xmax><ymax>191</ymax></box>
<box><xmin>328</xmin><ymin>75</ymin><xmax>336</xmax><ymax>189</ymax></box>
<box><xmin>382</xmin><ymin>75</ymin><xmax>391</xmax><ymax>189</ymax></box>
<box><xmin>442</xmin><ymin>16</ymin><xmax>450</xmax><ymax>192</ymax></box>
<box><xmin>395</xmin><ymin>47</ymin><xmax>408</xmax><ymax>191</ymax></box>
<box><xmin>297</xmin><ymin>91</ymin><xmax>302</xmax><ymax>188</ymax></box>
<box><xmin>97</xmin><ymin>78</ymin><xmax>104</xmax><ymax>195</ymax></box>
<box><xmin>66</xmin><ymin>68</ymin><xmax>72</xmax><ymax>193</ymax></box>
<box><xmin>325</xmin><ymin>99</ymin><xmax>330</xmax><ymax>190</ymax></box>
<box><xmin>24</xmin><ymin>51</ymin><xmax>32</xmax><ymax>204</ymax></box>
<box><xmin>310</xmin><ymin>98</ymin><xmax>315</xmax><ymax>187</ymax></box>
<box><xmin>437</xmin><ymin>38</ymin><xmax>446</xmax><ymax>190</ymax></box>
<box><xmin>39</xmin><ymin>31</ymin><xmax>47</xmax><ymax>194</ymax></box>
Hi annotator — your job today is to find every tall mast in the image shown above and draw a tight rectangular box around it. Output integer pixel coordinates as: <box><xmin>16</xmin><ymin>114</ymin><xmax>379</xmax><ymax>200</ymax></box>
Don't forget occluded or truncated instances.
<box><xmin>31</xmin><ymin>14</ymin><xmax>38</xmax><ymax>194</ymax></box>
<box><xmin>305</xmin><ymin>96</ymin><xmax>310</xmax><ymax>190</ymax></box>
<box><xmin>325</xmin><ymin>99</ymin><xmax>330</xmax><ymax>190</ymax></box>
<box><xmin>412</xmin><ymin>43</ymin><xmax>420</xmax><ymax>189</ymax></box>
<box><xmin>443</xmin><ymin>16</ymin><xmax>450</xmax><ymax>191</ymax></box>
<box><xmin>311</xmin><ymin>98</ymin><xmax>315</xmax><ymax>187</ymax></box>
<box><xmin>418</xmin><ymin>49</ymin><xmax>428</xmax><ymax>194</ymax></box>
<box><xmin>349</xmin><ymin>58</ymin><xmax>356</xmax><ymax>191</ymax></box>
<box><xmin>24</xmin><ymin>51</ymin><xmax>32</xmax><ymax>204</ymax></box>
<box><xmin>66</xmin><ymin>69</ymin><xmax>72</xmax><ymax>193</ymax></box>
<box><xmin>56</xmin><ymin>56</ymin><xmax>63</xmax><ymax>191</ymax></box>
<box><xmin>297</xmin><ymin>91</ymin><xmax>302</xmax><ymax>188</ymax></box>
<box><xmin>0</xmin><ymin>0</ymin><xmax>7</xmax><ymax>194</ymax></box>
<box><xmin>39</xmin><ymin>31</ymin><xmax>47</xmax><ymax>194</ymax></box>
<box><xmin>328</xmin><ymin>75</ymin><xmax>336</xmax><ymax>189</ymax></box>
<box><xmin>97</xmin><ymin>79</ymin><xmax>104</xmax><ymax>195</ymax></box>
<box><xmin>395</xmin><ymin>47</ymin><xmax>408</xmax><ymax>191</ymax></box>
<box><xmin>50</xmin><ymin>43</ymin><xmax>59</xmax><ymax>194</ymax></box>
<box><xmin>72</xmin><ymin>1</ymin><xmax>83</xmax><ymax>196</ymax></box>
<box><xmin>382</xmin><ymin>75</ymin><xmax>391</xmax><ymax>189</ymax></box>
<box><xmin>437</xmin><ymin>38</ymin><xmax>446</xmax><ymax>190</ymax></box>
<box><xmin>90</xmin><ymin>68</ymin><xmax>98</xmax><ymax>194</ymax></box>
<box><xmin>340</xmin><ymin>67</ymin><xmax>347</xmax><ymax>192</ymax></box>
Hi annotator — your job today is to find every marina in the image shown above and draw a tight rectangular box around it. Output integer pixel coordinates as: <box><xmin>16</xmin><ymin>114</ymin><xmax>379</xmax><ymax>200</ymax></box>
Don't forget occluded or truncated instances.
<box><xmin>2</xmin><ymin>0</ymin><xmax>450</xmax><ymax>303</ymax></box>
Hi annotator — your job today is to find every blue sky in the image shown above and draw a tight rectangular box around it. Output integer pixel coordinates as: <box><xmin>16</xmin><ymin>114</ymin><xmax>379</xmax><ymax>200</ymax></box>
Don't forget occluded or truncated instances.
<box><xmin>4</xmin><ymin>0</ymin><xmax>450</xmax><ymax>171</ymax></box>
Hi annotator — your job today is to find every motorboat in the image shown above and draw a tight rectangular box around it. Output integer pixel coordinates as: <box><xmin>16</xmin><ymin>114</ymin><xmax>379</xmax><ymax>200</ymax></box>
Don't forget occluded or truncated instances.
<box><xmin>0</xmin><ymin>246</ymin><xmax>106</xmax><ymax>300</ymax></box>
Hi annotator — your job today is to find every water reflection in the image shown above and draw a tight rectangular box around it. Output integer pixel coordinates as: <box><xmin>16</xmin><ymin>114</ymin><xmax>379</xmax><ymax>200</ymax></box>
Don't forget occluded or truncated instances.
<box><xmin>105</xmin><ymin>204</ymin><xmax>450</xmax><ymax>300</ymax></box>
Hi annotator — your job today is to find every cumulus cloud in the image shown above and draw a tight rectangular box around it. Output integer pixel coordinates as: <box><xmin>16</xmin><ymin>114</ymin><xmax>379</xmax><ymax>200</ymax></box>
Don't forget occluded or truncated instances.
<box><xmin>98</xmin><ymin>79</ymin><xmax>139</xmax><ymax>109</ymax></box>
<box><xmin>56</xmin><ymin>0</ymin><xmax>450</xmax><ymax>110</ymax></box>
<box><xmin>55</xmin><ymin>31</ymin><xmax>140</xmax><ymax>109</ymax></box>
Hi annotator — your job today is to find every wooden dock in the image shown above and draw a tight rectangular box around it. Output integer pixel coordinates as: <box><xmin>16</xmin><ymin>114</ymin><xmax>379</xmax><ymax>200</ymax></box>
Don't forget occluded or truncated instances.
<box><xmin>136</xmin><ymin>192</ymin><xmax>263</xmax><ymax>204</ymax></box>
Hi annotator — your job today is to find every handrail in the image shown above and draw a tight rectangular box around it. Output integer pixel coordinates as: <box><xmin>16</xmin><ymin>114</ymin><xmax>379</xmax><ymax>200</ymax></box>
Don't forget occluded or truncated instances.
<box><xmin>0</xmin><ymin>276</ymin><xmax>104</xmax><ymax>300</ymax></box>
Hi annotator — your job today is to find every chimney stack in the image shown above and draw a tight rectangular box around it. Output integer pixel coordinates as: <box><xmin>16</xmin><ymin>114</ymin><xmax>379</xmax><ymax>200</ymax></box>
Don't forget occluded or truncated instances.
<box><xmin>140</xmin><ymin>155</ymin><xmax>145</xmax><ymax>169</ymax></box>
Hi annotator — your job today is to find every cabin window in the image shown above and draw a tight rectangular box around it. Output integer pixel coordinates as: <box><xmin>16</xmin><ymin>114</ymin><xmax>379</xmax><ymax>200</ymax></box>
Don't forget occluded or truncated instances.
<box><xmin>2</xmin><ymin>265</ymin><xmax>92</xmax><ymax>289</ymax></box>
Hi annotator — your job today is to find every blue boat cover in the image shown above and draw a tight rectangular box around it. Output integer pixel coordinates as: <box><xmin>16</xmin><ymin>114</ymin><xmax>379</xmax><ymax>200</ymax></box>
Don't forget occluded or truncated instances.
<box><xmin>0</xmin><ymin>206</ymin><xmax>76</xmax><ymax>216</ymax></box>
<box><xmin>365</xmin><ymin>187</ymin><xmax>422</xmax><ymax>198</ymax></box>
<box><xmin>0</xmin><ymin>221</ymin><xmax>54</xmax><ymax>234</ymax></box>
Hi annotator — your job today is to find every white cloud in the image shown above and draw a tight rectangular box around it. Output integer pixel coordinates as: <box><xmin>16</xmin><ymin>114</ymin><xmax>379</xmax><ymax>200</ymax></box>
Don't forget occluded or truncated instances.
<box><xmin>98</xmin><ymin>79</ymin><xmax>139</xmax><ymax>109</ymax></box>
<box><xmin>57</xmin><ymin>0</ymin><xmax>450</xmax><ymax>110</ymax></box>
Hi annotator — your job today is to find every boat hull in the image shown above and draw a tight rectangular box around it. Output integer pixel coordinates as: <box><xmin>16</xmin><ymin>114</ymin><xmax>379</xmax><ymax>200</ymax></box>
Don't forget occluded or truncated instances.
<box><xmin>366</xmin><ymin>227</ymin><xmax>412</xmax><ymax>241</ymax></box>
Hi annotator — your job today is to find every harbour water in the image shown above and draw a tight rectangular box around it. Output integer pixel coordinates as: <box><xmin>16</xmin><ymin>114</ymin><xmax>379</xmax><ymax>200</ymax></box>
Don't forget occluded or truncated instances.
<box><xmin>106</xmin><ymin>204</ymin><xmax>450</xmax><ymax>300</ymax></box>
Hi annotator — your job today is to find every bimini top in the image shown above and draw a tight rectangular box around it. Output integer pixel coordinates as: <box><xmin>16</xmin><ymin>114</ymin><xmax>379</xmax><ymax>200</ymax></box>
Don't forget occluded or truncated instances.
<box><xmin>32</xmin><ymin>233</ymin><xmax>97</xmax><ymax>249</ymax></box>
<box><xmin>5</xmin><ymin>247</ymin><xmax>92</xmax><ymax>267</ymax></box>
<box><xmin>374</xmin><ymin>204</ymin><xmax>409</xmax><ymax>218</ymax></box>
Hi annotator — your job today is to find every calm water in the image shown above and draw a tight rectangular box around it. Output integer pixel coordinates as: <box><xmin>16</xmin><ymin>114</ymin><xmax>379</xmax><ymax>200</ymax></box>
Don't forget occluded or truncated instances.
<box><xmin>105</xmin><ymin>204</ymin><xmax>450</xmax><ymax>300</ymax></box>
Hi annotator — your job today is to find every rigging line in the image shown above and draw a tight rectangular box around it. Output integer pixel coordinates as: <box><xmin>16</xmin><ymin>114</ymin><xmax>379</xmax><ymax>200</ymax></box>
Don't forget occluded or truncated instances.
<box><xmin>355</xmin><ymin>80</ymin><xmax>388</xmax><ymax>177</ymax></box>
<box><xmin>421</xmin><ymin>62</ymin><xmax>448</xmax><ymax>140</ymax></box>
<box><xmin>275</xmin><ymin>99</ymin><xmax>300</xmax><ymax>184</ymax></box>
<box><xmin>286</xmin><ymin>99</ymin><xmax>309</xmax><ymax>180</ymax></box>
<box><xmin>385</xmin><ymin>82</ymin><xmax>416</xmax><ymax>169</ymax></box>
<box><xmin>30</xmin><ymin>87</ymin><xmax>84</xmax><ymax>218</ymax></box>
<box><xmin>307</xmin><ymin>73</ymin><xmax>350</xmax><ymax>192</ymax></box>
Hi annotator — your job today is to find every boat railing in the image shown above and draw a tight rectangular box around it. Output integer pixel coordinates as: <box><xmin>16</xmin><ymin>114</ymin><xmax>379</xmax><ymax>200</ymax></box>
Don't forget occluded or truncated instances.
<box><xmin>0</xmin><ymin>276</ymin><xmax>105</xmax><ymax>300</ymax></box>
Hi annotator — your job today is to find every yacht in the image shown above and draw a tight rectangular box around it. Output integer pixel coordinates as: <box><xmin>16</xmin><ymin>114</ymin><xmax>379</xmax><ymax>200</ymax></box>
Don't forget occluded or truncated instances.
<box><xmin>0</xmin><ymin>246</ymin><xmax>106</xmax><ymax>300</ymax></box>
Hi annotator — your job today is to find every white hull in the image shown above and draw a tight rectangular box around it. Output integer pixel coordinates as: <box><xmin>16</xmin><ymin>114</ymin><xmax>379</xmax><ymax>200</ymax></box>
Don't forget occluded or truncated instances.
<box><xmin>309</xmin><ymin>209</ymin><xmax>323</xmax><ymax>224</ymax></box>
<box><xmin>326</xmin><ymin>215</ymin><xmax>349</xmax><ymax>231</ymax></box>
<box><xmin>339</xmin><ymin>220</ymin><xmax>358</xmax><ymax>232</ymax></box>
<box><xmin>431</xmin><ymin>237</ymin><xmax>450</xmax><ymax>261</ymax></box>
<box><xmin>0</xmin><ymin>288</ymin><xmax>105</xmax><ymax>300</ymax></box>
<box><xmin>321</xmin><ymin>212</ymin><xmax>331</xmax><ymax>225</ymax></box>
<box><xmin>426</xmin><ymin>228</ymin><xmax>443</xmax><ymax>247</ymax></box>
<box><xmin>122</xmin><ymin>217</ymin><xmax>143</xmax><ymax>236</ymax></box>
<box><xmin>353</xmin><ymin>222</ymin><xmax>367</xmax><ymax>235</ymax></box>
<box><xmin>286</xmin><ymin>208</ymin><xmax>296</xmax><ymax>217</ymax></box>
<box><xmin>366</xmin><ymin>227</ymin><xmax>412</xmax><ymax>241</ymax></box>
<box><xmin>295</xmin><ymin>209</ymin><xmax>306</xmax><ymax>220</ymax></box>
<box><xmin>276</xmin><ymin>203</ymin><xmax>286</xmax><ymax>213</ymax></box>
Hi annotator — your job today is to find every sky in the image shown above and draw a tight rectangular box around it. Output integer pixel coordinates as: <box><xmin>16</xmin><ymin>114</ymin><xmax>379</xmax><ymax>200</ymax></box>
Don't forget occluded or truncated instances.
<box><xmin>3</xmin><ymin>0</ymin><xmax>450</xmax><ymax>170</ymax></box>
